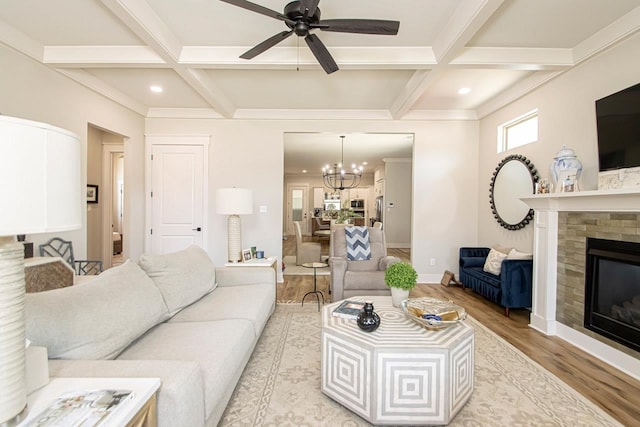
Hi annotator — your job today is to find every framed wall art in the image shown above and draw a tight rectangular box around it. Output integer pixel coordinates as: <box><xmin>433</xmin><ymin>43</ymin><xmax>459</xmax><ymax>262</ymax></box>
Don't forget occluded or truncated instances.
<box><xmin>87</xmin><ymin>184</ymin><xmax>99</xmax><ymax>204</ymax></box>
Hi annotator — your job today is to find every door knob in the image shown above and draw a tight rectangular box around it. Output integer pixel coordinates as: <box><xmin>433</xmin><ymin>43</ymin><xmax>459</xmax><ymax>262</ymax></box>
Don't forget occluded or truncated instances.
<box><xmin>192</xmin><ymin>227</ymin><xmax>202</xmax><ymax>231</ymax></box>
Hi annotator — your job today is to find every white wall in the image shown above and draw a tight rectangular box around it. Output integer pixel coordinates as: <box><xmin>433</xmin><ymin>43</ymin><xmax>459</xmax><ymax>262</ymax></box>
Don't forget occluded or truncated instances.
<box><xmin>145</xmin><ymin>118</ymin><xmax>479</xmax><ymax>282</ymax></box>
<box><xmin>477</xmin><ymin>33</ymin><xmax>640</xmax><ymax>252</ymax></box>
<box><xmin>0</xmin><ymin>45</ymin><xmax>146</xmax><ymax>260</ymax></box>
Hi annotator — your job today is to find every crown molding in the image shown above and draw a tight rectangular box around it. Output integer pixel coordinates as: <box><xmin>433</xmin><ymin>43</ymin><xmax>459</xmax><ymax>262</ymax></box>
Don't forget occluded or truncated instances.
<box><xmin>57</xmin><ymin>68</ymin><xmax>148</xmax><ymax>116</ymax></box>
<box><xmin>400</xmin><ymin>109</ymin><xmax>478</xmax><ymax>121</ymax></box>
<box><xmin>146</xmin><ymin>108</ymin><xmax>223</xmax><ymax>119</ymax></box>
<box><xmin>451</xmin><ymin>47</ymin><xmax>572</xmax><ymax>70</ymax></box>
<box><xmin>0</xmin><ymin>20</ymin><xmax>43</xmax><ymax>61</ymax></box>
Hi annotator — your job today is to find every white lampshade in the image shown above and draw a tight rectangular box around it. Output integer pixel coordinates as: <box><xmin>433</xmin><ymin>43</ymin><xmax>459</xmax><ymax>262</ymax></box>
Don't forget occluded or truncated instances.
<box><xmin>215</xmin><ymin>188</ymin><xmax>252</xmax><ymax>262</ymax></box>
<box><xmin>0</xmin><ymin>116</ymin><xmax>82</xmax><ymax>235</ymax></box>
<box><xmin>0</xmin><ymin>115</ymin><xmax>81</xmax><ymax>425</ymax></box>
<box><xmin>215</xmin><ymin>188</ymin><xmax>253</xmax><ymax>215</ymax></box>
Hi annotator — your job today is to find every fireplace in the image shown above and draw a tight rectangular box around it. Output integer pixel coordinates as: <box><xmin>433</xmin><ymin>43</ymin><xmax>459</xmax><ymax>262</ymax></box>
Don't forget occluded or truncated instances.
<box><xmin>584</xmin><ymin>237</ymin><xmax>640</xmax><ymax>353</ymax></box>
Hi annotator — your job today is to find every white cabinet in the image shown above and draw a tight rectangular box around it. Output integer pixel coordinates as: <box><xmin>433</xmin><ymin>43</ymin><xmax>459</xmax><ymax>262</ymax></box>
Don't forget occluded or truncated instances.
<box><xmin>313</xmin><ymin>187</ymin><xmax>324</xmax><ymax>209</ymax></box>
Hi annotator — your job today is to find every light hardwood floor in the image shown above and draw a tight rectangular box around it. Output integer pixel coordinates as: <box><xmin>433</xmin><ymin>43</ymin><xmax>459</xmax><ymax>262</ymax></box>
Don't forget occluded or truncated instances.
<box><xmin>280</xmin><ymin>234</ymin><xmax>640</xmax><ymax>426</ymax></box>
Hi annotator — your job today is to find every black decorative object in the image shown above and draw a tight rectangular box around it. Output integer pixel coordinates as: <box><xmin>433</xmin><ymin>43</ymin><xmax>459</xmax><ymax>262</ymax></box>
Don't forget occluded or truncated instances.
<box><xmin>489</xmin><ymin>154</ymin><xmax>538</xmax><ymax>231</ymax></box>
<box><xmin>356</xmin><ymin>301</ymin><xmax>380</xmax><ymax>332</ymax></box>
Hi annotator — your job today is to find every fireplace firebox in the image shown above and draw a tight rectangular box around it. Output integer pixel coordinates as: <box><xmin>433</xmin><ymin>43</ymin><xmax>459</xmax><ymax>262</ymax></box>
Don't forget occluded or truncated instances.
<box><xmin>584</xmin><ymin>237</ymin><xmax>640</xmax><ymax>353</ymax></box>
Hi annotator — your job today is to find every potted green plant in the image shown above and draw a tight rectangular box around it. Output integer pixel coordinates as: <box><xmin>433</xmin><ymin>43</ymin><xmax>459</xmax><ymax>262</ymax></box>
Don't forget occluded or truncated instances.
<box><xmin>385</xmin><ymin>262</ymin><xmax>418</xmax><ymax>307</ymax></box>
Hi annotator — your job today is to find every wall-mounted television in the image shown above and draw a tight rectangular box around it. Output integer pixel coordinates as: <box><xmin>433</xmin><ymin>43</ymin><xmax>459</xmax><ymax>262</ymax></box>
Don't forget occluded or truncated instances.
<box><xmin>595</xmin><ymin>82</ymin><xmax>640</xmax><ymax>172</ymax></box>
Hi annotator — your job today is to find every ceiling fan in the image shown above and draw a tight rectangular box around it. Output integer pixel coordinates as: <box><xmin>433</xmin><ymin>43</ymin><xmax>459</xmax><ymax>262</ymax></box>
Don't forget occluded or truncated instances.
<box><xmin>220</xmin><ymin>0</ymin><xmax>400</xmax><ymax>74</ymax></box>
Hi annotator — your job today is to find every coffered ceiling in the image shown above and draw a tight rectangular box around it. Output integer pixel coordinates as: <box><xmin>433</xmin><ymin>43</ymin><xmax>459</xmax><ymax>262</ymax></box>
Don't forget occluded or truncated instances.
<box><xmin>1</xmin><ymin>0</ymin><xmax>639</xmax><ymax>120</ymax></box>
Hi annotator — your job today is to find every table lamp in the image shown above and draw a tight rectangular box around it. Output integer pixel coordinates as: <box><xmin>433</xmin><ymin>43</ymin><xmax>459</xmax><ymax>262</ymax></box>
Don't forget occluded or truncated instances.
<box><xmin>215</xmin><ymin>188</ymin><xmax>253</xmax><ymax>262</ymax></box>
<box><xmin>0</xmin><ymin>115</ymin><xmax>81</xmax><ymax>425</ymax></box>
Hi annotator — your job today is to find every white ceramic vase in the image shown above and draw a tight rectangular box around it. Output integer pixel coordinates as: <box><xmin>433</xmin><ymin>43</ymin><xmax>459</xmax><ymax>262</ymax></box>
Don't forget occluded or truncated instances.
<box><xmin>390</xmin><ymin>287</ymin><xmax>410</xmax><ymax>308</ymax></box>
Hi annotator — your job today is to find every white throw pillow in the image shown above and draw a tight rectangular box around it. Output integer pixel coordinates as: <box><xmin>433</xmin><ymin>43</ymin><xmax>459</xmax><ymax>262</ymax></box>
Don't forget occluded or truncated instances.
<box><xmin>25</xmin><ymin>260</ymin><xmax>169</xmax><ymax>360</ymax></box>
<box><xmin>483</xmin><ymin>248</ymin><xmax>507</xmax><ymax>276</ymax></box>
<box><xmin>138</xmin><ymin>245</ymin><xmax>217</xmax><ymax>316</ymax></box>
<box><xmin>492</xmin><ymin>244</ymin><xmax>512</xmax><ymax>255</ymax></box>
<box><xmin>507</xmin><ymin>248</ymin><xmax>533</xmax><ymax>260</ymax></box>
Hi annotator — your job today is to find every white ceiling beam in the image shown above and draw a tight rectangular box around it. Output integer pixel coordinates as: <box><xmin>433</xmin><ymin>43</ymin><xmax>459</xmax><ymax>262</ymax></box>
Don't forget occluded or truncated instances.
<box><xmin>180</xmin><ymin>46</ymin><xmax>436</xmax><ymax>70</ymax></box>
<box><xmin>451</xmin><ymin>47</ymin><xmax>573</xmax><ymax>70</ymax></box>
<box><xmin>233</xmin><ymin>109</ymin><xmax>393</xmax><ymax>121</ymax></box>
<box><xmin>0</xmin><ymin>19</ymin><xmax>43</xmax><ymax>61</ymax></box>
<box><xmin>175</xmin><ymin>69</ymin><xmax>235</xmax><ymax>118</ymax></box>
<box><xmin>56</xmin><ymin>68</ymin><xmax>148</xmax><ymax>116</ymax></box>
<box><xmin>146</xmin><ymin>108</ymin><xmax>224</xmax><ymax>119</ymax></box>
<box><xmin>572</xmin><ymin>6</ymin><xmax>640</xmax><ymax>64</ymax></box>
<box><xmin>43</xmin><ymin>46</ymin><xmax>166</xmax><ymax>67</ymax></box>
<box><xmin>390</xmin><ymin>0</ymin><xmax>505</xmax><ymax>119</ymax></box>
<box><xmin>101</xmin><ymin>0</ymin><xmax>235</xmax><ymax>118</ymax></box>
<box><xmin>100</xmin><ymin>0</ymin><xmax>182</xmax><ymax>62</ymax></box>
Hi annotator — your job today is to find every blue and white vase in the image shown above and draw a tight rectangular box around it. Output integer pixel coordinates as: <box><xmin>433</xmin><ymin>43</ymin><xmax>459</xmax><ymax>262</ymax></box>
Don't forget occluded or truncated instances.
<box><xmin>550</xmin><ymin>145</ymin><xmax>582</xmax><ymax>189</ymax></box>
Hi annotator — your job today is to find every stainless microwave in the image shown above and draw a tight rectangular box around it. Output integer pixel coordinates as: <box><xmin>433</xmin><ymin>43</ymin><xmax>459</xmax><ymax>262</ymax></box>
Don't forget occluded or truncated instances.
<box><xmin>350</xmin><ymin>199</ymin><xmax>364</xmax><ymax>209</ymax></box>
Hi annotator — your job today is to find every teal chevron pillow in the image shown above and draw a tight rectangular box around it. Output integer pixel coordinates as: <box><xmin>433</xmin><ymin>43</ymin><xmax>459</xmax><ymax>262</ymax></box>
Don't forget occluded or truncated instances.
<box><xmin>345</xmin><ymin>226</ymin><xmax>372</xmax><ymax>261</ymax></box>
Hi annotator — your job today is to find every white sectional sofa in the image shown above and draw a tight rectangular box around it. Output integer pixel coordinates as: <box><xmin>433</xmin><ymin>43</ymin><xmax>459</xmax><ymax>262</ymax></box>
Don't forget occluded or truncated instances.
<box><xmin>25</xmin><ymin>245</ymin><xmax>276</xmax><ymax>427</ymax></box>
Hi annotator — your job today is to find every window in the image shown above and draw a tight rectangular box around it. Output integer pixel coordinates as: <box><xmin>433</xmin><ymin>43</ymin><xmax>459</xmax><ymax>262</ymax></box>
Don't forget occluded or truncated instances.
<box><xmin>497</xmin><ymin>109</ymin><xmax>538</xmax><ymax>153</ymax></box>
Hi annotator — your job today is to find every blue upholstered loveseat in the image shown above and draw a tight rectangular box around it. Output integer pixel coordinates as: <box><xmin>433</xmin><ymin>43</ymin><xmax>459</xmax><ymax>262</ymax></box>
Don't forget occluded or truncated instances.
<box><xmin>459</xmin><ymin>247</ymin><xmax>533</xmax><ymax>316</ymax></box>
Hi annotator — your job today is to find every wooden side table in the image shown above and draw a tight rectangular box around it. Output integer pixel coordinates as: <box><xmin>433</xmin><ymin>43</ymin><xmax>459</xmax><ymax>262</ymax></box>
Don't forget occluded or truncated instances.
<box><xmin>18</xmin><ymin>377</ymin><xmax>161</xmax><ymax>427</ymax></box>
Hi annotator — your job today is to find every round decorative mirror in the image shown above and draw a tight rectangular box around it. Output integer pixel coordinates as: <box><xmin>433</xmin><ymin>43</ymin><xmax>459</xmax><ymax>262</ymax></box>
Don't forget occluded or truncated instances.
<box><xmin>489</xmin><ymin>154</ymin><xmax>538</xmax><ymax>230</ymax></box>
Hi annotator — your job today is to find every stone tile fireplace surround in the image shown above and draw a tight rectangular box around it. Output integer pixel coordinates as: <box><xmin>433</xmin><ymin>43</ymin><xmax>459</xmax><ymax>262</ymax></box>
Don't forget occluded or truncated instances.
<box><xmin>522</xmin><ymin>189</ymin><xmax>640</xmax><ymax>379</ymax></box>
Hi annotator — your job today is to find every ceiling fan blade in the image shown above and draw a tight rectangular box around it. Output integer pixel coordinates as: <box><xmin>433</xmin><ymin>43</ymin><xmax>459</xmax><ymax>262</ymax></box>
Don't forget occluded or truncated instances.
<box><xmin>220</xmin><ymin>0</ymin><xmax>295</xmax><ymax>25</ymax></box>
<box><xmin>240</xmin><ymin>31</ymin><xmax>294</xmax><ymax>59</ymax></box>
<box><xmin>300</xmin><ymin>0</ymin><xmax>320</xmax><ymax>17</ymax></box>
<box><xmin>315</xmin><ymin>19</ymin><xmax>400</xmax><ymax>35</ymax></box>
<box><xmin>305</xmin><ymin>33</ymin><xmax>338</xmax><ymax>74</ymax></box>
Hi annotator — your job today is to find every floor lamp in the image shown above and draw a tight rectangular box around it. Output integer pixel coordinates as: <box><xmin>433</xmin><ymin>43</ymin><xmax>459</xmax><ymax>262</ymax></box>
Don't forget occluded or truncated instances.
<box><xmin>215</xmin><ymin>188</ymin><xmax>253</xmax><ymax>263</ymax></box>
<box><xmin>0</xmin><ymin>115</ymin><xmax>81</xmax><ymax>425</ymax></box>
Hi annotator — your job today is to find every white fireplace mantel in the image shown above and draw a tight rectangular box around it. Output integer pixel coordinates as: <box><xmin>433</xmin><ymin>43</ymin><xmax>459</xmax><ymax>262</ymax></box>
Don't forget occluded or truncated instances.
<box><xmin>521</xmin><ymin>188</ymin><xmax>640</xmax><ymax>379</ymax></box>
<box><xmin>521</xmin><ymin>188</ymin><xmax>640</xmax><ymax>212</ymax></box>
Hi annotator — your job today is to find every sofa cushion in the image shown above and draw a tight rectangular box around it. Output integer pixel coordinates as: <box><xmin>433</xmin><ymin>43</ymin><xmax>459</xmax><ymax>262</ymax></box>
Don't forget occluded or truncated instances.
<box><xmin>25</xmin><ymin>260</ymin><xmax>169</xmax><ymax>360</ymax></box>
<box><xmin>48</xmin><ymin>359</ymin><xmax>205</xmax><ymax>427</ymax></box>
<box><xmin>507</xmin><ymin>248</ymin><xmax>533</xmax><ymax>260</ymax></box>
<box><xmin>169</xmin><ymin>283</ymin><xmax>275</xmax><ymax>337</ymax></box>
<box><xmin>483</xmin><ymin>248</ymin><xmax>507</xmax><ymax>275</ymax></box>
<box><xmin>117</xmin><ymin>320</ymin><xmax>256</xmax><ymax>422</ymax></box>
<box><xmin>138</xmin><ymin>245</ymin><xmax>217</xmax><ymax>316</ymax></box>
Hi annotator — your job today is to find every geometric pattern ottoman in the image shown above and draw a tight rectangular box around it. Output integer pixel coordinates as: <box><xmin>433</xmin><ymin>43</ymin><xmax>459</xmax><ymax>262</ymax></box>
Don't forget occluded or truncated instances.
<box><xmin>321</xmin><ymin>296</ymin><xmax>474</xmax><ymax>425</ymax></box>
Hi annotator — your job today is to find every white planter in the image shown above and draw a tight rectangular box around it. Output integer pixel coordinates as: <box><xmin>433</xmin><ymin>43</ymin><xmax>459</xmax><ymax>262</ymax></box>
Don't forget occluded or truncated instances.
<box><xmin>390</xmin><ymin>287</ymin><xmax>410</xmax><ymax>308</ymax></box>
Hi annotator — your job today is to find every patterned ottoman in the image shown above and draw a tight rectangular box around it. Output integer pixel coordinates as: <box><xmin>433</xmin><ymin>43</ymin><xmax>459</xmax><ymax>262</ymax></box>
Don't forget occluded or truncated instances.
<box><xmin>321</xmin><ymin>296</ymin><xmax>474</xmax><ymax>425</ymax></box>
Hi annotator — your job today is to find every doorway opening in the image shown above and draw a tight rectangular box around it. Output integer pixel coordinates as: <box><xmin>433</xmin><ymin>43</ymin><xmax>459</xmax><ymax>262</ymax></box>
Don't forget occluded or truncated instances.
<box><xmin>87</xmin><ymin>124</ymin><xmax>126</xmax><ymax>270</ymax></box>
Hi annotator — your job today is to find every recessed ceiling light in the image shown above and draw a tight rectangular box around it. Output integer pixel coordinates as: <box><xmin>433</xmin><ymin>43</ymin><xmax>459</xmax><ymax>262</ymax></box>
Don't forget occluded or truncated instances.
<box><xmin>362</xmin><ymin>161</ymin><xmax>368</xmax><ymax>166</ymax></box>
<box><xmin>458</xmin><ymin>87</ymin><xmax>471</xmax><ymax>95</ymax></box>
<box><xmin>150</xmin><ymin>85</ymin><xmax>163</xmax><ymax>93</ymax></box>
<box><xmin>302</xmin><ymin>169</ymin><xmax>307</xmax><ymax>173</ymax></box>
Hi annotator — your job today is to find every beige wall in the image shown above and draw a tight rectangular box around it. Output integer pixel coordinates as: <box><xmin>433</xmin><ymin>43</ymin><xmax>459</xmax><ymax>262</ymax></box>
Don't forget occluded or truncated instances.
<box><xmin>86</xmin><ymin>125</ymin><xmax>103</xmax><ymax>259</ymax></box>
<box><xmin>145</xmin><ymin>118</ymin><xmax>479</xmax><ymax>282</ymax></box>
<box><xmin>0</xmin><ymin>45</ymin><xmax>145</xmax><ymax>260</ymax></box>
<box><xmin>383</xmin><ymin>159</ymin><xmax>412</xmax><ymax>247</ymax></box>
<box><xmin>477</xmin><ymin>33</ymin><xmax>640</xmax><ymax>252</ymax></box>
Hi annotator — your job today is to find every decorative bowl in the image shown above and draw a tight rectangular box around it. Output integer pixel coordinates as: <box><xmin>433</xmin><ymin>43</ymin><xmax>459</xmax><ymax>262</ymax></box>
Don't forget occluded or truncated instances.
<box><xmin>400</xmin><ymin>297</ymin><xmax>467</xmax><ymax>330</ymax></box>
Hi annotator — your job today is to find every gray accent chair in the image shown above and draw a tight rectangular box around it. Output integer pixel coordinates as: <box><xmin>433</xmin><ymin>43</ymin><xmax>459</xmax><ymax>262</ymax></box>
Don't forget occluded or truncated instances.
<box><xmin>294</xmin><ymin>221</ymin><xmax>321</xmax><ymax>266</ymax></box>
<box><xmin>39</xmin><ymin>237</ymin><xmax>103</xmax><ymax>275</ymax></box>
<box><xmin>329</xmin><ymin>226</ymin><xmax>401</xmax><ymax>301</ymax></box>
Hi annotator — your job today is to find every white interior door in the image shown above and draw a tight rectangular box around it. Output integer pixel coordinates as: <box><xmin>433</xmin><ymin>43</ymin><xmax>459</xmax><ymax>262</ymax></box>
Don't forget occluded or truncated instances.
<box><xmin>150</xmin><ymin>144</ymin><xmax>205</xmax><ymax>254</ymax></box>
<box><xmin>287</xmin><ymin>185</ymin><xmax>309</xmax><ymax>236</ymax></box>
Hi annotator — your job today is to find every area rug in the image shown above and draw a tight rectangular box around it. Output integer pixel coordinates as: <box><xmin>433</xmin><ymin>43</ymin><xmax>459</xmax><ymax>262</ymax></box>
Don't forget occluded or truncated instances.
<box><xmin>220</xmin><ymin>304</ymin><xmax>622</xmax><ymax>427</ymax></box>
<box><xmin>282</xmin><ymin>256</ymin><xmax>330</xmax><ymax>276</ymax></box>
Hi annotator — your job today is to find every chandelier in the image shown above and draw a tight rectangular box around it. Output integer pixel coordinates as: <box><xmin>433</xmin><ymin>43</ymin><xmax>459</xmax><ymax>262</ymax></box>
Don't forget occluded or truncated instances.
<box><xmin>322</xmin><ymin>136</ymin><xmax>364</xmax><ymax>191</ymax></box>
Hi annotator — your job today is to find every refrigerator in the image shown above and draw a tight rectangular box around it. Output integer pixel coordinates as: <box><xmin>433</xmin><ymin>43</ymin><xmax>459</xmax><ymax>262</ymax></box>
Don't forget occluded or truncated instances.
<box><xmin>375</xmin><ymin>196</ymin><xmax>384</xmax><ymax>222</ymax></box>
